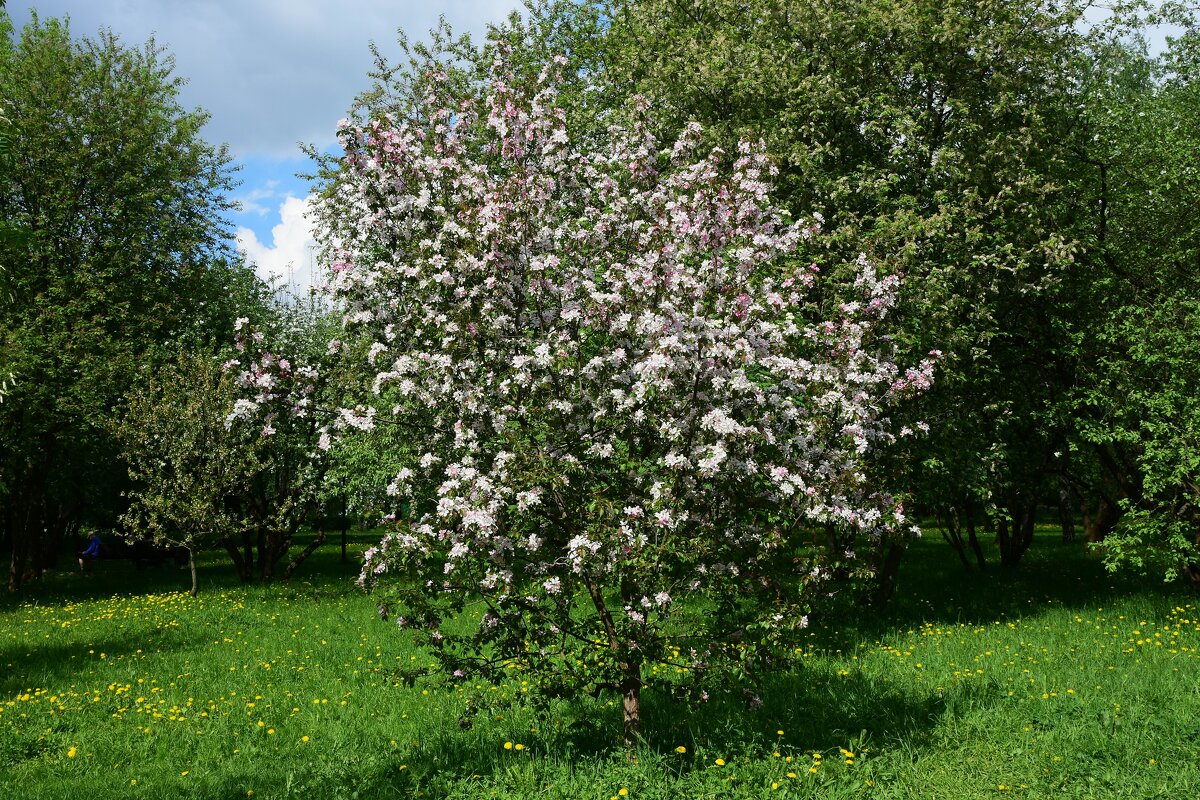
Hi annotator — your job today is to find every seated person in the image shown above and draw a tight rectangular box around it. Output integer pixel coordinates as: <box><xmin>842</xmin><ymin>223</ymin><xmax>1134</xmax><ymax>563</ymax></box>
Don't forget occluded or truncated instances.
<box><xmin>78</xmin><ymin>531</ymin><xmax>102</xmax><ymax>573</ymax></box>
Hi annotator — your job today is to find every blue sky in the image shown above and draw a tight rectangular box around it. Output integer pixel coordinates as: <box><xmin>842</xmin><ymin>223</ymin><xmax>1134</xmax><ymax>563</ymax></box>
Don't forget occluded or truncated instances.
<box><xmin>7</xmin><ymin>1</ymin><xmax>523</xmax><ymax>294</ymax></box>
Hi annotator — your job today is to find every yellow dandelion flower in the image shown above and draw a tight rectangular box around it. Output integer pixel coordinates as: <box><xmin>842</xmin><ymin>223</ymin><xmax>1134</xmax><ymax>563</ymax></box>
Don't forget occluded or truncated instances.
<box><xmin>67</xmin><ymin>746</ymin><xmax>78</xmax><ymax>758</ymax></box>
<box><xmin>675</xmin><ymin>746</ymin><xmax>687</xmax><ymax>754</ymax></box>
<box><xmin>618</xmin><ymin>789</ymin><xmax>629</xmax><ymax>797</ymax></box>
<box><xmin>715</xmin><ymin>758</ymin><xmax>726</xmax><ymax>766</ymax></box>
<box><xmin>504</xmin><ymin>741</ymin><xmax>513</xmax><ymax>750</ymax></box>
<box><xmin>514</xmin><ymin>743</ymin><xmax>525</xmax><ymax>751</ymax></box>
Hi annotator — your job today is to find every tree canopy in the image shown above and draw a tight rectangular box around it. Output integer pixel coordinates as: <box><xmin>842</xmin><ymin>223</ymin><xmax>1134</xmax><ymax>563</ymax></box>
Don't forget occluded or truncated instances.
<box><xmin>0</xmin><ymin>14</ymin><xmax>246</xmax><ymax>589</ymax></box>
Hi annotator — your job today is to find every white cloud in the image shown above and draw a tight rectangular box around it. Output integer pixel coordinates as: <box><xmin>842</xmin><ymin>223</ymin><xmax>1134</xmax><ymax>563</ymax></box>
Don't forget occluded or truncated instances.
<box><xmin>8</xmin><ymin>1</ymin><xmax>525</xmax><ymax>158</ymax></box>
<box><xmin>236</xmin><ymin>195</ymin><xmax>319</xmax><ymax>298</ymax></box>
<box><xmin>234</xmin><ymin>181</ymin><xmax>283</xmax><ymax>216</ymax></box>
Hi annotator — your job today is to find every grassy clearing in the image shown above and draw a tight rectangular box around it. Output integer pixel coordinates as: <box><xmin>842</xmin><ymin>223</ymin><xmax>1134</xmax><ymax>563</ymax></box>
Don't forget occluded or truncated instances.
<box><xmin>2</xmin><ymin>529</ymin><xmax>1198</xmax><ymax>799</ymax></box>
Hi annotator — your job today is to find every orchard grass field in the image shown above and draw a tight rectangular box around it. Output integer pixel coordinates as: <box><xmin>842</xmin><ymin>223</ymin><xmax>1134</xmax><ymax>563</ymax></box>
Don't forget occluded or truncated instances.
<box><xmin>3</xmin><ymin>528</ymin><xmax>1198</xmax><ymax>800</ymax></box>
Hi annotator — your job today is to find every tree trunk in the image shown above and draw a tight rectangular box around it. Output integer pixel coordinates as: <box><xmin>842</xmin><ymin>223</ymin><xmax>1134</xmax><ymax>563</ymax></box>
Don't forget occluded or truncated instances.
<box><xmin>871</xmin><ymin>541</ymin><xmax>905</xmax><ymax>607</ymax></box>
<box><xmin>6</xmin><ymin>479</ymin><xmax>39</xmax><ymax>592</ymax></box>
<box><xmin>939</xmin><ymin>505</ymin><xmax>986</xmax><ymax>571</ymax></box>
<box><xmin>1184</xmin><ymin>563</ymin><xmax>1200</xmax><ymax>593</ymax></box>
<box><xmin>187</xmin><ymin>547</ymin><xmax>198</xmax><ymax>597</ymax></box>
<box><xmin>242</xmin><ymin>530</ymin><xmax>255</xmax><ymax>577</ymax></box>
<box><xmin>1058</xmin><ymin>478</ymin><xmax>1076</xmax><ymax>544</ymax></box>
<box><xmin>997</xmin><ymin>499</ymin><xmax>1038</xmax><ymax>568</ymax></box>
<box><xmin>1083</xmin><ymin>495</ymin><xmax>1120</xmax><ymax>543</ymax></box>
<box><xmin>341</xmin><ymin>496</ymin><xmax>349</xmax><ymax>563</ymax></box>
<box><xmin>582</xmin><ymin>572</ymin><xmax>642</xmax><ymax>747</ymax></box>
<box><xmin>966</xmin><ymin>510</ymin><xmax>987</xmax><ymax>571</ymax></box>
<box><xmin>621</xmin><ymin>667</ymin><xmax>642</xmax><ymax>748</ymax></box>
<box><xmin>256</xmin><ymin>527</ymin><xmax>268</xmax><ymax>579</ymax></box>
<box><xmin>938</xmin><ymin>507</ymin><xmax>972</xmax><ymax>570</ymax></box>
<box><xmin>281</xmin><ymin>529</ymin><xmax>326</xmax><ymax>581</ymax></box>
<box><xmin>221</xmin><ymin>536</ymin><xmax>253</xmax><ymax>582</ymax></box>
<box><xmin>8</xmin><ymin>529</ymin><xmax>29</xmax><ymax>592</ymax></box>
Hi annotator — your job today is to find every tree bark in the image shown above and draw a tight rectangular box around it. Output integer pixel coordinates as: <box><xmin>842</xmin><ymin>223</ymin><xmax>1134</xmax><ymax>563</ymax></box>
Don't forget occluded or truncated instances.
<box><xmin>966</xmin><ymin>509</ymin><xmax>987</xmax><ymax>571</ymax></box>
<box><xmin>582</xmin><ymin>572</ymin><xmax>642</xmax><ymax>747</ymax></box>
<box><xmin>341</xmin><ymin>496</ymin><xmax>349</xmax><ymax>564</ymax></box>
<box><xmin>221</xmin><ymin>536</ymin><xmax>252</xmax><ymax>582</ymax></box>
<box><xmin>621</xmin><ymin>668</ymin><xmax>642</xmax><ymax>748</ymax></box>
<box><xmin>187</xmin><ymin>547</ymin><xmax>198</xmax><ymax>597</ymax></box>
<box><xmin>1058</xmin><ymin>476</ymin><xmax>1076</xmax><ymax>544</ymax></box>
<box><xmin>6</xmin><ymin>478</ymin><xmax>40</xmax><ymax>592</ymax></box>
<box><xmin>8</xmin><ymin>528</ymin><xmax>29</xmax><ymax>592</ymax></box>
<box><xmin>281</xmin><ymin>529</ymin><xmax>326</xmax><ymax>581</ymax></box>
<box><xmin>1083</xmin><ymin>495</ymin><xmax>1120</xmax><ymax>543</ymax></box>
<box><xmin>871</xmin><ymin>541</ymin><xmax>905</xmax><ymax>608</ymax></box>
<box><xmin>998</xmin><ymin>499</ymin><xmax>1038</xmax><ymax>568</ymax></box>
<box><xmin>938</xmin><ymin>507</ymin><xmax>972</xmax><ymax>570</ymax></box>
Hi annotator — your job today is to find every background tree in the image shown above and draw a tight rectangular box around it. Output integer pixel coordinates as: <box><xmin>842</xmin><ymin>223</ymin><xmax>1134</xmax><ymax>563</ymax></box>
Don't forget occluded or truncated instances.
<box><xmin>116</xmin><ymin>351</ymin><xmax>260</xmax><ymax>596</ymax></box>
<box><xmin>520</xmin><ymin>0</ymin><xmax>1089</xmax><ymax>571</ymax></box>
<box><xmin>118</xmin><ymin>298</ymin><xmax>335</xmax><ymax>591</ymax></box>
<box><xmin>0</xmin><ymin>14</ymin><xmax>239</xmax><ymax>590</ymax></box>
<box><xmin>1067</xmin><ymin>15</ymin><xmax>1200</xmax><ymax>588</ymax></box>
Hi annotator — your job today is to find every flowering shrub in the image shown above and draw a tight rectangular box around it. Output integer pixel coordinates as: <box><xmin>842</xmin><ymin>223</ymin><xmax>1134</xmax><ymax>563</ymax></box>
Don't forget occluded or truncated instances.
<box><xmin>313</xmin><ymin>49</ymin><xmax>936</xmax><ymax>741</ymax></box>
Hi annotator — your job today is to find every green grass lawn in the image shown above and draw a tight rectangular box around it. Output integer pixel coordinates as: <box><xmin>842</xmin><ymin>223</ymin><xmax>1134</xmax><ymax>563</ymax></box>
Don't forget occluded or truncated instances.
<box><xmin>2</xmin><ymin>528</ymin><xmax>1198</xmax><ymax>799</ymax></box>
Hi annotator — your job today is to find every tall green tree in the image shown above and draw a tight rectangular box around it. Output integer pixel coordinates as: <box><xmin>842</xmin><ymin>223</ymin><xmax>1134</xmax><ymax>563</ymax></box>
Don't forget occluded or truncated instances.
<box><xmin>0</xmin><ymin>15</ymin><xmax>239</xmax><ymax>590</ymax></box>
<box><xmin>568</xmin><ymin>0</ymin><xmax>1090</xmax><ymax>568</ymax></box>
<box><xmin>1067</xmin><ymin>18</ymin><xmax>1200</xmax><ymax>588</ymax></box>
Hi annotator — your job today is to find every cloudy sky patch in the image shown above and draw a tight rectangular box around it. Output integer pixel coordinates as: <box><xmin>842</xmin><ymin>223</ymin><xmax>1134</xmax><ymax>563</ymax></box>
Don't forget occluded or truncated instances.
<box><xmin>7</xmin><ymin>0</ymin><xmax>523</xmax><ymax>278</ymax></box>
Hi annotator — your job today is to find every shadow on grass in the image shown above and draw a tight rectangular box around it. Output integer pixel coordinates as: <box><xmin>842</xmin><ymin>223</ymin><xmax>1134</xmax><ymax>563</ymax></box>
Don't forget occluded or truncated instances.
<box><xmin>328</xmin><ymin>666</ymin><xmax>976</xmax><ymax>800</ymax></box>
<box><xmin>874</xmin><ymin>529</ymin><xmax>1180</xmax><ymax>631</ymax></box>
<box><xmin>0</xmin><ymin>560</ymin><xmax>204</xmax><ymax>607</ymax></box>
<box><xmin>0</xmin><ymin>623</ymin><xmax>202</xmax><ymax>696</ymax></box>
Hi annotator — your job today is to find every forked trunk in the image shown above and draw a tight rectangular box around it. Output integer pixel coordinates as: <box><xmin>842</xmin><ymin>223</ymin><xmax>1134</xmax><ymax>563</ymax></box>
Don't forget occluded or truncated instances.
<box><xmin>582</xmin><ymin>572</ymin><xmax>643</xmax><ymax>748</ymax></box>
<box><xmin>281</xmin><ymin>529</ymin><xmax>326</xmax><ymax>581</ymax></box>
<box><xmin>221</xmin><ymin>536</ymin><xmax>253</xmax><ymax>582</ymax></box>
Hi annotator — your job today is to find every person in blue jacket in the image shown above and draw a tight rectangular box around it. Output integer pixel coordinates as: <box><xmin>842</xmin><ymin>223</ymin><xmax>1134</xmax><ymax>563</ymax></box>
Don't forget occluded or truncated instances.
<box><xmin>78</xmin><ymin>531</ymin><xmax>101</xmax><ymax>573</ymax></box>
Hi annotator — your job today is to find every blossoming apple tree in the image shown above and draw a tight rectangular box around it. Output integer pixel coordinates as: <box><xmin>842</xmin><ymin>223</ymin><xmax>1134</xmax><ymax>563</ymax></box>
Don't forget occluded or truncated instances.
<box><xmin>310</xmin><ymin>50</ymin><xmax>936</xmax><ymax>742</ymax></box>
